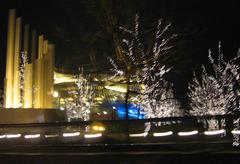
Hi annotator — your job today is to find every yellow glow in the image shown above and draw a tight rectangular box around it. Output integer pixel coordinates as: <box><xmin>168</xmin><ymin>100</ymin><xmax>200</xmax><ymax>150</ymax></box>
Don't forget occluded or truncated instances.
<box><xmin>60</xmin><ymin>98</ymin><xmax>65</xmax><ymax>103</ymax></box>
<box><xmin>95</xmin><ymin>97</ymin><xmax>103</xmax><ymax>101</ymax></box>
<box><xmin>92</xmin><ymin>125</ymin><xmax>105</xmax><ymax>132</ymax></box>
<box><xmin>98</xmin><ymin>126</ymin><xmax>105</xmax><ymax>131</ymax></box>
<box><xmin>67</xmin><ymin>97</ymin><xmax>74</xmax><ymax>101</ymax></box>
<box><xmin>91</xmin><ymin>122</ymin><xmax>106</xmax><ymax>132</ymax></box>
<box><xmin>92</xmin><ymin>126</ymin><xmax>99</xmax><ymax>131</ymax></box>
<box><xmin>53</xmin><ymin>91</ymin><xmax>59</xmax><ymax>98</ymax></box>
<box><xmin>23</xmin><ymin>64</ymin><xmax>33</xmax><ymax>108</ymax></box>
<box><xmin>105</xmin><ymin>85</ymin><xmax>127</xmax><ymax>93</ymax></box>
<box><xmin>54</xmin><ymin>72</ymin><xmax>76</xmax><ymax>84</ymax></box>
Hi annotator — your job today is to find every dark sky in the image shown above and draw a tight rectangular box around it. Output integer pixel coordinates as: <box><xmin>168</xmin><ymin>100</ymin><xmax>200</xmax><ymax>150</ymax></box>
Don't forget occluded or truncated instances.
<box><xmin>0</xmin><ymin>0</ymin><xmax>239</xmax><ymax>105</ymax></box>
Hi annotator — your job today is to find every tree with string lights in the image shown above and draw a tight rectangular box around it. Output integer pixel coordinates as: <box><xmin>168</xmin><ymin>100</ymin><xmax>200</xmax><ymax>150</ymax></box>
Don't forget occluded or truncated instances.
<box><xmin>65</xmin><ymin>68</ymin><xmax>95</xmax><ymax>121</ymax></box>
<box><xmin>188</xmin><ymin>42</ymin><xmax>240</xmax><ymax>129</ymax></box>
<box><xmin>108</xmin><ymin>15</ymin><xmax>182</xmax><ymax>119</ymax></box>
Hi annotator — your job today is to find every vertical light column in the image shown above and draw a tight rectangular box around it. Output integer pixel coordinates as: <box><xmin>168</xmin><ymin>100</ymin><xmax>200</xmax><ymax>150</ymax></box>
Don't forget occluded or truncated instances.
<box><xmin>44</xmin><ymin>43</ymin><xmax>54</xmax><ymax>108</ymax></box>
<box><xmin>23</xmin><ymin>25</ymin><xmax>29</xmax><ymax>54</ymax></box>
<box><xmin>48</xmin><ymin>44</ymin><xmax>55</xmax><ymax>108</ymax></box>
<box><xmin>4</xmin><ymin>9</ymin><xmax>16</xmax><ymax>108</ymax></box>
<box><xmin>34</xmin><ymin>35</ymin><xmax>44</xmax><ymax>108</ymax></box>
<box><xmin>38</xmin><ymin>35</ymin><xmax>44</xmax><ymax>58</ymax></box>
<box><xmin>12</xmin><ymin>17</ymin><xmax>22</xmax><ymax>108</ymax></box>
<box><xmin>33</xmin><ymin>60</ymin><xmax>40</xmax><ymax>108</ymax></box>
<box><xmin>31</xmin><ymin>30</ymin><xmax>37</xmax><ymax>107</ymax></box>
<box><xmin>42</xmin><ymin>40</ymin><xmax>48</xmax><ymax>107</ymax></box>
<box><xmin>31</xmin><ymin>30</ymin><xmax>37</xmax><ymax>64</ymax></box>
<box><xmin>23</xmin><ymin>24</ymin><xmax>33</xmax><ymax>108</ymax></box>
<box><xmin>23</xmin><ymin>64</ymin><xmax>33</xmax><ymax>108</ymax></box>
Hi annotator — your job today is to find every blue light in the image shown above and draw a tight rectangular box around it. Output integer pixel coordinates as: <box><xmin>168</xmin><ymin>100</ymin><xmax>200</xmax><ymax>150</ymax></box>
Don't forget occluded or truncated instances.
<box><xmin>113</xmin><ymin>103</ymin><xmax>144</xmax><ymax>119</ymax></box>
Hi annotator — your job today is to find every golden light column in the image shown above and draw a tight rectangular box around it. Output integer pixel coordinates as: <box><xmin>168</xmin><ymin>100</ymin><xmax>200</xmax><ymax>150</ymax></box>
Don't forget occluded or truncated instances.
<box><xmin>45</xmin><ymin>43</ymin><xmax>55</xmax><ymax>108</ymax></box>
<box><xmin>34</xmin><ymin>36</ymin><xmax>55</xmax><ymax>108</ymax></box>
<box><xmin>12</xmin><ymin>17</ymin><xmax>22</xmax><ymax>108</ymax></box>
<box><xmin>34</xmin><ymin>35</ymin><xmax>44</xmax><ymax>108</ymax></box>
<box><xmin>4</xmin><ymin>9</ymin><xmax>55</xmax><ymax>109</ymax></box>
<box><xmin>23</xmin><ymin>24</ymin><xmax>33</xmax><ymax>108</ymax></box>
<box><xmin>31</xmin><ymin>30</ymin><xmax>37</xmax><ymax>107</ymax></box>
<box><xmin>4</xmin><ymin>9</ymin><xmax>16</xmax><ymax>108</ymax></box>
<box><xmin>42</xmin><ymin>39</ymin><xmax>48</xmax><ymax>108</ymax></box>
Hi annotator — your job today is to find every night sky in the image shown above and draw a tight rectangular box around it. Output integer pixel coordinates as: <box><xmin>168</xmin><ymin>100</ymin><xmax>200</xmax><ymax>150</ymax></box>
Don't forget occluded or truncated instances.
<box><xmin>0</xmin><ymin>0</ymin><xmax>239</xmax><ymax>106</ymax></box>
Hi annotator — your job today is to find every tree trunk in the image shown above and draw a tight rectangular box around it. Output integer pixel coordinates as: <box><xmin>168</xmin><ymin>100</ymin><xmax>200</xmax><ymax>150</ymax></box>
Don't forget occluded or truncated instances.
<box><xmin>125</xmin><ymin>76</ymin><xmax>130</xmax><ymax>120</ymax></box>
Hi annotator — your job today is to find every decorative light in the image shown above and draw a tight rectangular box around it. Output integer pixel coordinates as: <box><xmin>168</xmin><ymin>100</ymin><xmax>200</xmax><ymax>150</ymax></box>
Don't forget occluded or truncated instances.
<box><xmin>129</xmin><ymin>132</ymin><xmax>148</xmax><ymax>137</ymax></box>
<box><xmin>45</xmin><ymin>134</ymin><xmax>59</xmax><ymax>138</ymax></box>
<box><xmin>63</xmin><ymin>132</ymin><xmax>80</xmax><ymax>137</ymax></box>
<box><xmin>6</xmin><ymin>134</ymin><xmax>21</xmax><ymax>139</ymax></box>
<box><xmin>153</xmin><ymin>131</ymin><xmax>173</xmax><ymax>137</ymax></box>
<box><xmin>92</xmin><ymin>125</ymin><xmax>105</xmax><ymax>132</ymax></box>
<box><xmin>232</xmin><ymin>130</ymin><xmax>240</xmax><ymax>135</ymax></box>
<box><xmin>84</xmin><ymin>133</ymin><xmax>102</xmax><ymax>139</ymax></box>
<box><xmin>178</xmin><ymin>130</ymin><xmax>198</xmax><ymax>136</ymax></box>
<box><xmin>53</xmin><ymin>91</ymin><xmax>59</xmax><ymax>98</ymax></box>
<box><xmin>98</xmin><ymin>126</ymin><xmax>105</xmax><ymax>131</ymax></box>
<box><xmin>204</xmin><ymin>129</ymin><xmax>225</xmax><ymax>135</ymax></box>
<box><xmin>24</xmin><ymin>134</ymin><xmax>40</xmax><ymax>139</ymax></box>
<box><xmin>107</xmin><ymin>15</ymin><xmax>181</xmax><ymax>121</ymax></box>
<box><xmin>0</xmin><ymin>135</ymin><xmax>6</xmax><ymax>139</ymax></box>
<box><xmin>65</xmin><ymin>67</ymin><xmax>95</xmax><ymax>121</ymax></box>
<box><xmin>188</xmin><ymin>42</ymin><xmax>240</xmax><ymax>130</ymax></box>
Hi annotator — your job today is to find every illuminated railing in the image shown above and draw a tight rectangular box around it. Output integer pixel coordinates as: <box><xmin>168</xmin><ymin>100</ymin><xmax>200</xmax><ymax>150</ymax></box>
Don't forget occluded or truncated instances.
<box><xmin>0</xmin><ymin>114</ymin><xmax>239</xmax><ymax>145</ymax></box>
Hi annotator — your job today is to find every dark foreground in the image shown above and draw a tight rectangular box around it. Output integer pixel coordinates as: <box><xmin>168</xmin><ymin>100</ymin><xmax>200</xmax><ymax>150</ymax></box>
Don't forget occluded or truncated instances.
<box><xmin>0</xmin><ymin>141</ymin><xmax>240</xmax><ymax>164</ymax></box>
<box><xmin>1</xmin><ymin>115</ymin><xmax>240</xmax><ymax>163</ymax></box>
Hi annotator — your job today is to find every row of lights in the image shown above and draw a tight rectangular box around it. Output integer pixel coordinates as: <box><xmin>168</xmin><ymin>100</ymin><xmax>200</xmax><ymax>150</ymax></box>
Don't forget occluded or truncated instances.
<box><xmin>0</xmin><ymin>132</ymin><xmax>102</xmax><ymax>140</ymax></box>
<box><xmin>129</xmin><ymin>129</ymin><xmax>240</xmax><ymax>137</ymax></box>
<box><xmin>1</xmin><ymin>129</ymin><xmax>240</xmax><ymax>140</ymax></box>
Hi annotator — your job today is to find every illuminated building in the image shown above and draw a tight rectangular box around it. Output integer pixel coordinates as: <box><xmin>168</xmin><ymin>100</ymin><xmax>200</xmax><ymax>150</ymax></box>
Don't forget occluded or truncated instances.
<box><xmin>4</xmin><ymin>9</ymin><xmax>55</xmax><ymax>109</ymax></box>
<box><xmin>3</xmin><ymin>9</ymin><xmax>143</xmax><ymax>118</ymax></box>
<box><xmin>53</xmin><ymin>71</ymin><xmax>144</xmax><ymax>120</ymax></box>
